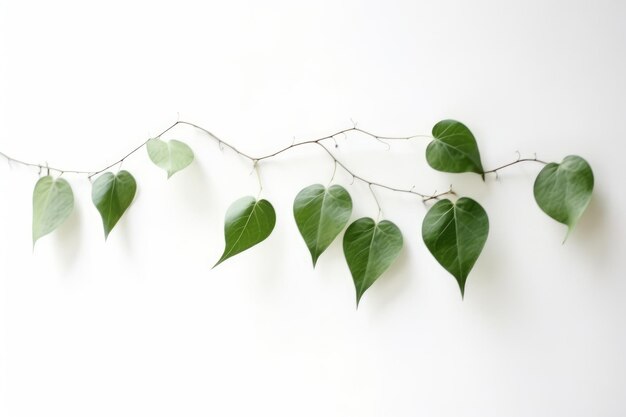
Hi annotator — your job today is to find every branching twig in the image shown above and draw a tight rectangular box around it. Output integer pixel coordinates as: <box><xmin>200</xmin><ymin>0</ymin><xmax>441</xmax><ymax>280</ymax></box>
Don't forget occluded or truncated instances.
<box><xmin>313</xmin><ymin>142</ymin><xmax>452</xmax><ymax>201</ymax></box>
<box><xmin>0</xmin><ymin>119</ymin><xmax>547</xmax><ymax>205</ymax></box>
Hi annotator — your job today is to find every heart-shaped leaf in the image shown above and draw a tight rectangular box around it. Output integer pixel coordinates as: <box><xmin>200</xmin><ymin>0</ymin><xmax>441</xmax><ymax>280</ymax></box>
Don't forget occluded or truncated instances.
<box><xmin>343</xmin><ymin>218</ymin><xmax>403</xmax><ymax>306</ymax></box>
<box><xmin>32</xmin><ymin>176</ymin><xmax>74</xmax><ymax>247</ymax></box>
<box><xmin>293</xmin><ymin>184</ymin><xmax>352</xmax><ymax>266</ymax></box>
<box><xmin>91</xmin><ymin>171</ymin><xmax>137</xmax><ymax>239</ymax></box>
<box><xmin>146</xmin><ymin>138</ymin><xmax>194</xmax><ymax>179</ymax></box>
<box><xmin>426</xmin><ymin>119</ymin><xmax>484</xmax><ymax>176</ymax></box>
<box><xmin>214</xmin><ymin>196</ymin><xmax>276</xmax><ymax>267</ymax></box>
<box><xmin>422</xmin><ymin>197</ymin><xmax>489</xmax><ymax>297</ymax></box>
<box><xmin>533</xmin><ymin>155</ymin><xmax>594</xmax><ymax>240</ymax></box>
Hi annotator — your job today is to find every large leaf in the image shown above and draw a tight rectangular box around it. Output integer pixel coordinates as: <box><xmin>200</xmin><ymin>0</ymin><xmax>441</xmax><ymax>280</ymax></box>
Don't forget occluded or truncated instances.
<box><xmin>343</xmin><ymin>218</ymin><xmax>403</xmax><ymax>306</ymax></box>
<box><xmin>32</xmin><ymin>176</ymin><xmax>74</xmax><ymax>246</ymax></box>
<box><xmin>293</xmin><ymin>184</ymin><xmax>352</xmax><ymax>266</ymax></box>
<box><xmin>146</xmin><ymin>138</ymin><xmax>194</xmax><ymax>179</ymax></box>
<box><xmin>426</xmin><ymin>119</ymin><xmax>484</xmax><ymax>176</ymax></box>
<box><xmin>214</xmin><ymin>196</ymin><xmax>276</xmax><ymax>267</ymax></box>
<box><xmin>533</xmin><ymin>155</ymin><xmax>594</xmax><ymax>240</ymax></box>
<box><xmin>91</xmin><ymin>171</ymin><xmax>137</xmax><ymax>239</ymax></box>
<box><xmin>422</xmin><ymin>197</ymin><xmax>489</xmax><ymax>297</ymax></box>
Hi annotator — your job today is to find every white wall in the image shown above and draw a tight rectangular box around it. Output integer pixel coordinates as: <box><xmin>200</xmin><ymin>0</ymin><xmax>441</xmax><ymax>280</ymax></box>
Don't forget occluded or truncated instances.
<box><xmin>1</xmin><ymin>0</ymin><xmax>625</xmax><ymax>416</ymax></box>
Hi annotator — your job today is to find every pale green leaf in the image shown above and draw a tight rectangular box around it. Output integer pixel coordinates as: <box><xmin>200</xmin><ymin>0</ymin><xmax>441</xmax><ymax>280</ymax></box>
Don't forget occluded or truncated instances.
<box><xmin>343</xmin><ymin>218</ymin><xmax>403</xmax><ymax>306</ymax></box>
<box><xmin>422</xmin><ymin>197</ymin><xmax>489</xmax><ymax>297</ymax></box>
<box><xmin>214</xmin><ymin>196</ymin><xmax>276</xmax><ymax>267</ymax></box>
<box><xmin>32</xmin><ymin>176</ymin><xmax>74</xmax><ymax>246</ymax></box>
<box><xmin>91</xmin><ymin>171</ymin><xmax>137</xmax><ymax>239</ymax></box>
<box><xmin>293</xmin><ymin>184</ymin><xmax>352</xmax><ymax>266</ymax></box>
<box><xmin>147</xmin><ymin>138</ymin><xmax>194</xmax><ymax>179</ymax></box>
<box><xmin>426</xmin><ymin>119</ymin><xmax>484</xmax><ymax>176</ymax></box>
<box><xmin>533</xmin><ymin>155</ymin><xmax>594</xmax><ymax>240</ymax></box>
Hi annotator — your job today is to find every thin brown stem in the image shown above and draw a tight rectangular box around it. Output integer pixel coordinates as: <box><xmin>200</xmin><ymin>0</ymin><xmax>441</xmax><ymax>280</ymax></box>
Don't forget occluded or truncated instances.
<box><xmin>0</xmin><ymin>151</ymin><xmax>93</xmax><ymax>175</ymax></box>
<box><xmin>483</xmin><ymin>156</ymin><xmax>548</xmax><ymax>175</ymax></box>
<box><xmin>0</xmin><ymin>119</ymin><xmax>444</xmax><ymax>201</ymax></box>
<box><xmin>87</xmin><ymin>120</ymin><xmax>180</xmax><ymax>179</ymax></box>
<box><xmin>313</xmin><ymin>142</ymin><xmax>453</xmax><ymax>202</ymax></box>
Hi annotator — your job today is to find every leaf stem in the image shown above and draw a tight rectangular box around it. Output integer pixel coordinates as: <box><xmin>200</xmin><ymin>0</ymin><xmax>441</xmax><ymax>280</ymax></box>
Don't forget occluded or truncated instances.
<box><xmin>253</xmin><ymin>160</ymin><xmax>263</xmax><ymax>197</ymax></box>
<box><xmin>368</xmin><ymin>184</ymin><xmax>383</xmax><ymax>220</ymax></box>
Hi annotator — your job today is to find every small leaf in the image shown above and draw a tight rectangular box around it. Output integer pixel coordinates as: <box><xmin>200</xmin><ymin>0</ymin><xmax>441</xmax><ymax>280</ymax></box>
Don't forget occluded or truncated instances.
<box><xmin>146</xmin><ymin>138</ymin><xmax>194</xmax><ymax>178</ymax></box>
<box><xmin>426</xmin><ymin>119</ymin><xmax>484</xmax><ymax>176</ymax></box>
<box><xmin>91</xmin><ymin>171</ymin><xmax>137</xmax><ymax>239</ymax></box>
<box><xmin>214</xmin><ymin>196</ymin><xmax>276</xmax><ymax>267</ymax></box>
<box><xmin>293</xmin><ymin>184</ymin><xmax>352</xmax><ymax>266</ymax></box>
<box><xmin>32</xmin><ymin>176</ymin><xmax>74</xmax><ymax>246</ymax></box>
<box><xmin>343</xmin><ymin>218</ymin><xmax>403</xmax><ymax>306</ymax></box>
<box><xmin>533</xmin><ymin>155</ymin><xmax>594</xmax><ymax>240</ymax></box>
<box><xmin>422</xmin><ymin>197</ymin><xmax>489</xmax><ymax>297</ymax></box>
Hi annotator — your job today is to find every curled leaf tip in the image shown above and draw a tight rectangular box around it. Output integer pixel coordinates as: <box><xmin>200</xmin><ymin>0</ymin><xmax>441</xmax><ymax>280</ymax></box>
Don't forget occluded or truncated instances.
<box><xmin>427</xmin><ymin>119</ymin><xmax>484</xmax><ymax>175</ymax></box>
<box><xmin>91</xmin><ymin>171</ymin><xmax>137</xmax><ymax>240</ymax></box>
<box><xmin>344</xmin><ymin>218</ymin><xmax>403</xmax><ymax>307</ymax></box>
<box><xmin>32</xmin><ymin>176</ymin><xmax>74</xmax><ymax>247</ymax></box>
<box><xmin>147</xmin><ymin>138</ymin><xmax>194</xmax><ymax>179</ymax></box>
<box><xmin>293</xmin><ymin>184</ymin><xmax>352</xmax><ymax>268</ymax></box>
<box><xmin>215</xmin><ymin>196</ymin><xmax>276</xmax><ymax>266</ymax></box>
<box><xmin>422</xmin><ymin>197</ymin><xmax>489</xmax><ymax>297</ymax></box>
<box><xmin>533</xmin><ymin>155</ymin><xmax>593</xmax><ymax>239</ymax></box>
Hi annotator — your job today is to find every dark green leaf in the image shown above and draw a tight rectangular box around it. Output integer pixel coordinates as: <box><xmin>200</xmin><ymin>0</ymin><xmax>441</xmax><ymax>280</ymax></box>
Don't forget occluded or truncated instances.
<box><xmin>343</xmin><ymin>218</ymin><xmax>403</xmax><ymax>306</ymax></box>
<box><xmin>422</xmin><ymin>197</ymin><xmax>489</xmax><ymax>297</ymax></box>
<box><xmin>426</xmin><ymin>119</ymin><xmax>484</xmax><ymax>176</ymax></box>
<box><xmin>32</xmin><ymin>176</ymin><xmax>74</xmax><ymax>246</ymax></box>
<box><xmin>293</xmin><ymin>184</ymin><xmax>352</xmax><ymax>266</ymax></box>
<box><xmin>533</xmin><ymin>155</ymin><xmax>594</xmax><ymax>240</ymax></box>
<box><xmin>91</xmin><ymin>171</ymin><xmax>137</xmax><ymax>239</ymax></box>
<box><xmin>214</xmin><ymin>196</ymin><xmax>276</xmax><ymax>267</ymax></box>
<box><xmin>146</xmin><ymin>138</ymin><xmax>194</xmax><ymax>179</ymax></box>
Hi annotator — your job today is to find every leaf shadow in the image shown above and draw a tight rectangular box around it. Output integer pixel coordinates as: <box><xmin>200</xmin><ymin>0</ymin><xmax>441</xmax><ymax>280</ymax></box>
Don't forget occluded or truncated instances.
<box><xmin>567</xmin><ymin>190</ymin><xmax>613</xmax><ymax>276</ymax></box>
<box><xmin>168</xmin><ymin>159</ymin><xmax>215</xmax><ymax>216</ymax></box>
<box><xmin>253</xmin><ymin>230</ymin><xmax>288</xmax><ymax>293</ymax></box>
<box><xmin>465</xmin><ymin>239</ymin><xmax>523</xmax><ymax>329</ymax></box>
<box><xmin>108</xmin><ymin>196</ymin><xmax>137</xmax><ymax>258</ymax></box>
<box><xmin>363</xmin><ymin>244</ymin><xmax>413</xmax><ymax>312</ymax></box>
<box><xmin>52</xmin><ymin>204</ymin><xmax>82</xmax><ymax>273</ymax></box>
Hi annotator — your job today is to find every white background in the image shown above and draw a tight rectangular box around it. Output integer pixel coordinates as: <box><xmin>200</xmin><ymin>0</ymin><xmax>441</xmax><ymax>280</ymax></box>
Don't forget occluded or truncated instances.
<box><xmin>1</xmin><ymin>0</ymin><xmax>625</xmax><ymax>416</ymax></box>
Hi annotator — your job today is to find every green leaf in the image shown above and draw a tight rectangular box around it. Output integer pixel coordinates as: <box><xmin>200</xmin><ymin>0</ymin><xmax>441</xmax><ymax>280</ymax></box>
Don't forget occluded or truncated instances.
<box><xmin>426</xmin><ymin>119</ymin><xmax>484</xmax><ymax>176</ymax></box>
<box><xmin>533</xmin><ymin>155</ymin><xmax>594</xmax><ymax>240</ymax></box>
<box><xmin>91</xmin><ymin>171</ymin><xmax>137</xmax><ymax>239</ymax></box>
<box><xmin>214</xmin><ymin>196</ymin><xmax>276</xmax><ymax>267</ymax></box>
<box><xmin>32</xmin><ymin>176</ymin><xmax>74</xmax><ymax>246</ymax></box>
<box><xmin>422</xmin><ymin>197</ymin><xmax>489</xmax><ymax>297</ymax></box>
<box><xmin>293</xmin><ymin>184</ymin><xmax>352</xmax><ymax>266</ymax></box>
<box><xmin>343</xmin><ymin>218</ymin><xmax>403</xmax><ymax>306</ymax></box>
<box><xmin>146</xmin><ymin>138</ymin><xmax>194</xmax><ymax>179</ymax></box>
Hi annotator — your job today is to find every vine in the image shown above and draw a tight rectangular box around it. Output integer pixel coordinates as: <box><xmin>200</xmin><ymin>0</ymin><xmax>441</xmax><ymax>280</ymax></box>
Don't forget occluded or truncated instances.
<box><xmin>2</xmin><ymin>119</ymin><xmax>594</xmax><ymax>306</ymax></box>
